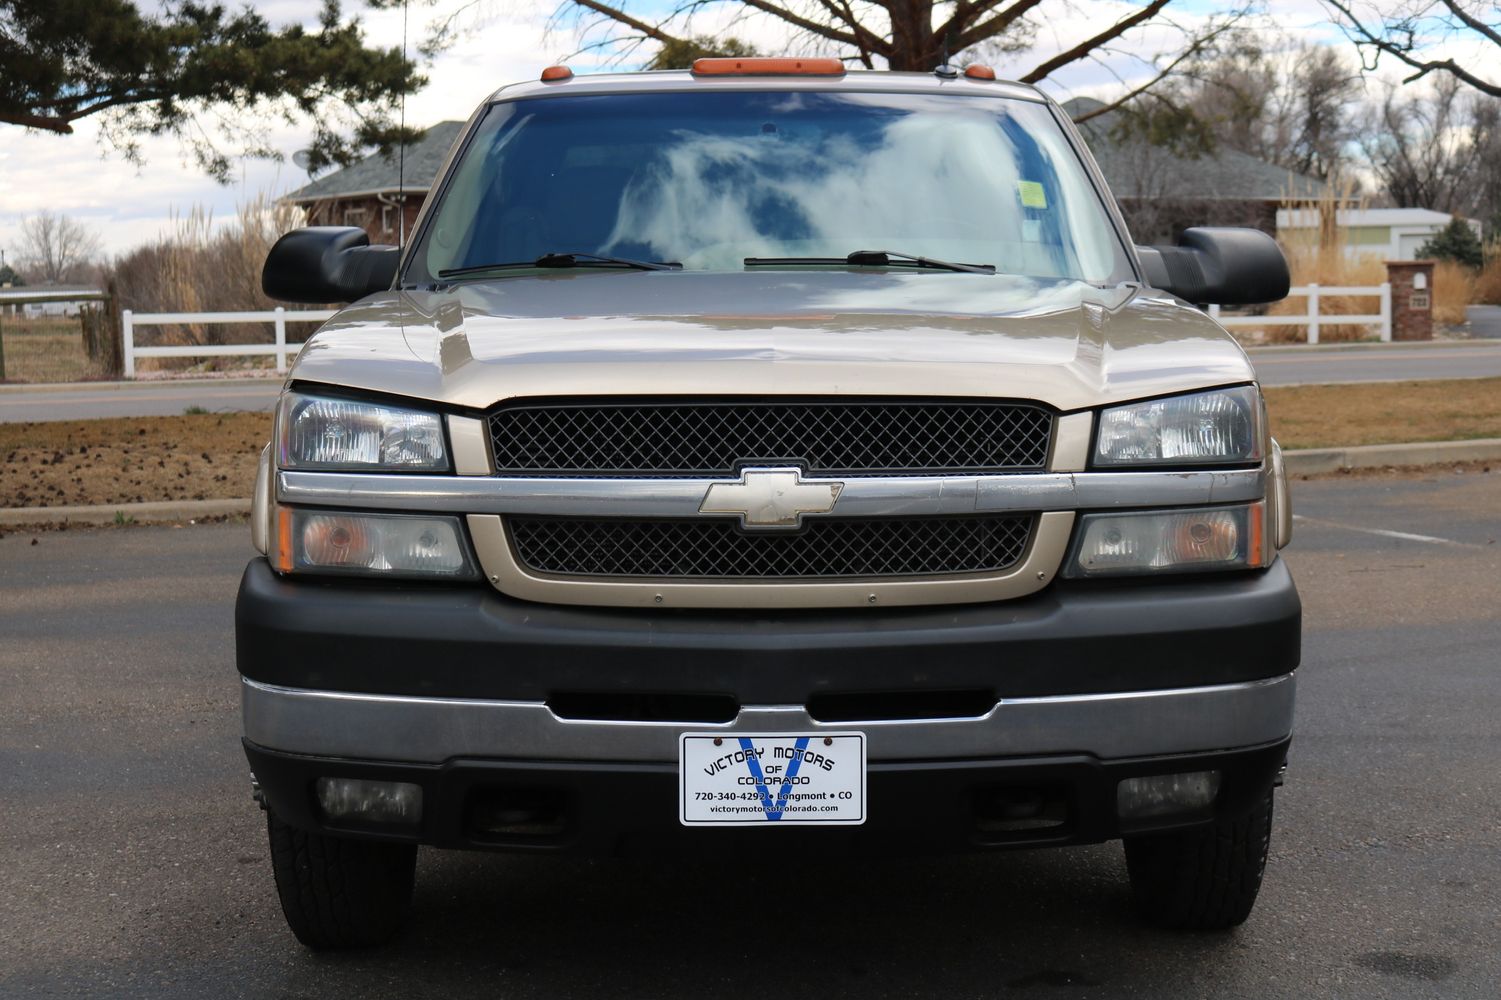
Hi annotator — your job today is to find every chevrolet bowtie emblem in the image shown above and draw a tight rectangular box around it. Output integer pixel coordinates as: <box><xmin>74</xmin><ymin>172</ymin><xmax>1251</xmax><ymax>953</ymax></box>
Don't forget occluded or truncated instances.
<box><xmin>699</xmin><ymin>468</ymin><xmax>844</xmax><ymax>529</ymax></box>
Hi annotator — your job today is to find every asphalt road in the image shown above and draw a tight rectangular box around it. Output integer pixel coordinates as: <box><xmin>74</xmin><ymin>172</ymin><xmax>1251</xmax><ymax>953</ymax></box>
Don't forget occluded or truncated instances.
<box><xmin>1249</xmin><ymin>340</ymin><xmax>1501</xmax><ymax>386</ymax></box>
<box><xmin>0</xmin><ymin>379</ymin><xmax>281</xmax><ymax>423</ymax></box>
<box><xmin>5</xmin><ymin>337</ymin><xmax>1501</xmax><ymax>422</ymax></box>
<box><xmin>3</xmin><ymin>468</ymin><xmax>1500</xmax><ymax>998</ymax></box>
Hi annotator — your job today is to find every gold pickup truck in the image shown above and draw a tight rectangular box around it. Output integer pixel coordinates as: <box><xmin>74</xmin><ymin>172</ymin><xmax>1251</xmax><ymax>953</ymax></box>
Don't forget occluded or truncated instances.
<box><xmin>240</xmin><ymin>58</ymin><xmax>1299</xmax><ymax>949</ymax></box>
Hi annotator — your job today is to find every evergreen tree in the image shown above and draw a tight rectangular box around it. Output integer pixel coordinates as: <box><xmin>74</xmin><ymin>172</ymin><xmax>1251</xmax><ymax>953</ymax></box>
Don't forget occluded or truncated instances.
<box><xmin>1417</xmin><ymin>217</ymin><xmax>1485</xmax><ymax>269</ymax></box>
<box><xmin>0</xmin><ymin>0</ymin><xmax>423</xmax><ymax>180</ymax></box>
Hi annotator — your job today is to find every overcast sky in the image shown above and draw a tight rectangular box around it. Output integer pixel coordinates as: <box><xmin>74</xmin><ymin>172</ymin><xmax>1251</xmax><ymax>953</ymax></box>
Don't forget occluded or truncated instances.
<box><xmin>0</xmin><ymin>0</ymin><xmax>1473</xmax><ymax>261</ymax></box>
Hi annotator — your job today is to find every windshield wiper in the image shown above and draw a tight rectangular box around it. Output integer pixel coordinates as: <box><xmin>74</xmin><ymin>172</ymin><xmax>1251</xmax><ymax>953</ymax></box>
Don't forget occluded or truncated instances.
<box><xmin>744</xmin><ymin>250</ymin><xmax>995</xmax><ymax>275</ymax></box>
<box><xmin>439</xmin><ymin>252</ymin><xmax>682</xmax><ymax>278</ymax></box>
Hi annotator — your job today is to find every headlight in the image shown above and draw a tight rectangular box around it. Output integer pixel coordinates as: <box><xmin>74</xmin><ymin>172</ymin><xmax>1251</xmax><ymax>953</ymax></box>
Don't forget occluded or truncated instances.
<box><xmin>1094</xmin><ymin>386</ymin><xmax>1261</xmax><ymax>466</ymax></box>
<box><xmin>278</xmin><ymin>393</ymin><xmax>447</xmax><ymax>471</ymax></box>
<box><xmin>1064</xmin><ymin>502</ymin><xmax>1266</xmax><ymax>577</ymax></box>
<box><xmin>274</xmin><ymin>508</ymin><xmax>478</xmax><ymax>579</ymax></box>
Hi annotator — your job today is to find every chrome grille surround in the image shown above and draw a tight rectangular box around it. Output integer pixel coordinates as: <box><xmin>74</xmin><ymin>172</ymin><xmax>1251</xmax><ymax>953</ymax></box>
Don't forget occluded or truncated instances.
<box><xmin>486</xmin><ymin>399</ymin><xmax>1055</xmax><ymax>477</ymax></box>
<box><xmin>507</xmin><ymin>514</ymin><xmax>1035</xmax><ymax>580</ymax></box>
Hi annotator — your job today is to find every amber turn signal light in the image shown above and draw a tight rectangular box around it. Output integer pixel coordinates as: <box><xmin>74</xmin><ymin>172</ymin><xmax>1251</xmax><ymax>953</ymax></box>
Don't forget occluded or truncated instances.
<box><xmin>963</xmin><ymin>64</ymin><xmax>996</xmax><ymax>80</ymax></box>
<box><xmin>540</xmin><ymin>65</ymin><xmax>573</xmax><ymax>82</ymax></box>
<box><xmin>692</xmin><ymin>57</ymin><xmax>845</xmax><ymax>76</ymax></box>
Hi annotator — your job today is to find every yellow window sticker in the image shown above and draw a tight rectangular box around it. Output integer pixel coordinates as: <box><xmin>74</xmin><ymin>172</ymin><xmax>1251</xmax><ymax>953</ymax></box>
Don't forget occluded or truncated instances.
<box><xmin>1017</xmin><ymin>180</ymin><xmax>1048</xmax><ymax>209</ymax></box>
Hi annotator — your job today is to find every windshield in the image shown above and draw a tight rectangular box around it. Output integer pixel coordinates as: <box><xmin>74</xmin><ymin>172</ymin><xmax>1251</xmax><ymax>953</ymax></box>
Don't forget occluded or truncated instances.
<box><xmin>410</xmin><ymin>89</ymin><xmax>1131</xmax><ymax>284</ymax></box>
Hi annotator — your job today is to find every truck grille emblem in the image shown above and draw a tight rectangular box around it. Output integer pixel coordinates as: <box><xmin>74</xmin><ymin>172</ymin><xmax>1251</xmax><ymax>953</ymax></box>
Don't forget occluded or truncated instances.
<box><xmin>699</xmin><ymin>468</ymin><xmax>843</xmax><ymax>529</ymax></box>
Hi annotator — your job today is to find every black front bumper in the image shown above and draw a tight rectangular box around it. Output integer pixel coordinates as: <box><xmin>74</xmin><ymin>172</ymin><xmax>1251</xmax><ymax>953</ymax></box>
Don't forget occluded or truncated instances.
<box><xmin>236</xmin><ymin>557</ymin><xmax>1301</xmax><ymax>702</ymax></box>
<box><xmin>246</xmin><ymin>738</ymin><xmax>1290</xmax><ymax>855</ymax></box>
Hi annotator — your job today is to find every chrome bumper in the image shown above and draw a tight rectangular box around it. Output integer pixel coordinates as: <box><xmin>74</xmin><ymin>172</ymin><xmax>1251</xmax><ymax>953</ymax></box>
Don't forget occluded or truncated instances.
<box><xmin>242</xmin><ymin>672</ymin><xmax>1296</xmax><ymax>765</ymax></box>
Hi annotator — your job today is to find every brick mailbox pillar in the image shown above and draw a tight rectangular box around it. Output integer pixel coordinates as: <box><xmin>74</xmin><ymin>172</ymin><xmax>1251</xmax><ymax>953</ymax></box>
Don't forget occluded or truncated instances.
<box><xmin>1386</xmin><ymin>260</ymin><xmax>1436</xmax><ymax>341</ymax></box>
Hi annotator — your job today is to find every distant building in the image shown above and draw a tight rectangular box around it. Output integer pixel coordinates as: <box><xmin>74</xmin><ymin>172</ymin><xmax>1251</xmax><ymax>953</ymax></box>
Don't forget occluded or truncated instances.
<box><xmin>1064</xmin><ymin>98</ymin><xmax>1333</xmax><ymax>245</ymax></box>
<box><xmin>281</xmin><ymin>122</ymin><xmax>467</xmax><ymax>245</ymax></box>
<box><xmin>1275</xmin><ymin>207</ymin><xmax>1482</xmax><ymax>260</ymax></box>
<box><xmin>0</xmin><ymin>284</ymin><xmax>105</xmax><ymax>317</ymax></box>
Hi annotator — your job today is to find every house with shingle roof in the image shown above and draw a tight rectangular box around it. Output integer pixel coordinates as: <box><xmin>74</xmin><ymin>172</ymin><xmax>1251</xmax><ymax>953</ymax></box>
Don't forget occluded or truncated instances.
<box><xmin>281</xmin><ymin>121</ymin><xmax>466</xmax><ymax>244</ymax></box>
<box><xmin>286</xmin><ymin>104</ymin><xmax>1335</xmax><ymax>250</ymax></box>
<box><xmin>1064</xmin><ymin>98</ymin><xmax>1335</xmax><ymax>244</ymax></box>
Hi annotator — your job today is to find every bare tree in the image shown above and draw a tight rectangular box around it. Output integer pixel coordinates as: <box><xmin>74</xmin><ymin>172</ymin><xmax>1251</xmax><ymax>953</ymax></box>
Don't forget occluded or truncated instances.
<box><xmin>1322</xmin><ymin>0</ymin><xmax>1501</xmax><ymax>98</ymax></box>
<box><xmin>1133</xmin><ymin>35</ymin><xmax>1362</xmax><ymax>181</ymax></box>
<box><xmin>367</xmin><ymin>0</ymin><xmax>1246</xmax><ymax>123</ymax></box>
<box><xmin>13</xmin><ymin>211</ymin><xmax>102</xmax><ymax>284</ymax></box>
<box><xmin>555</xmin><ymin>0</ymin><xmax>1250</xmax><ymax>97</ymax></box>
<box><xmin>1361</xmin><ymin>76</ymin><xmax>1501</xmax><ymax>216</ymax></box>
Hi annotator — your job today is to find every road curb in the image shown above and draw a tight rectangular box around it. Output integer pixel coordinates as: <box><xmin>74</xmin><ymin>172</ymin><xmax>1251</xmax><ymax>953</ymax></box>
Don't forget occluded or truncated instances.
<box><xmin>1282</xmin><ymin>438</ymin><xmax>1501</xmax><ymax>476</ymax></box>
<box><xmin>3</xmin><ymin>439</ymin><xmax>1497</xmax><ymax>525</ymax></box>
<box><xmin>0</xmin><ymin>498</ymin><xmax>250</xmax><ymax>527</ymax></box>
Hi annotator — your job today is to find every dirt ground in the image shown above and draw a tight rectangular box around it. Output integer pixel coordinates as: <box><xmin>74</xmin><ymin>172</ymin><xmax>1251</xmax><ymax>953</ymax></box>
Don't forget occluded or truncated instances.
<box><xmin>1265</xmin><ymin>377</ymin><xmax>1501</xmax><ymax>450</ymax></box>
<box><xmin>1</xmin><ymin>378</ymin><xmax>1498</xmax><ymax>509</ymax></box>
<box><xmin>0</xmin><ymin>413</ymin><xmax>269</xmax><ymax>508</ymax></box>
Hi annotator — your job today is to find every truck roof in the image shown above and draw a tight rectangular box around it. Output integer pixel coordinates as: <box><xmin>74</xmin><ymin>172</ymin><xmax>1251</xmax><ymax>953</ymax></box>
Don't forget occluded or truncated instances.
<box><xmin>487</xmin><ymin>66</ymin><xmax>1047</xmax><ymax>105</ymax></box>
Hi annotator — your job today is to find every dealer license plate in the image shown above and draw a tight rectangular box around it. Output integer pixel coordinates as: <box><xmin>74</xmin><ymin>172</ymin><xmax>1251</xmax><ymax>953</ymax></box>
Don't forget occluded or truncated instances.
<box><xmin>679</xmin><ymin>732</ymin><xmax>866</xmax><ymax>826</ymax></box>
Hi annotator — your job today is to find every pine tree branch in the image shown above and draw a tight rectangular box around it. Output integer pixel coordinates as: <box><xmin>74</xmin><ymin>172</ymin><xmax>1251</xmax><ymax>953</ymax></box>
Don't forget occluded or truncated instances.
<box><xmin>0</xmin><ymin>111</ymin><xmax>74</xmax><ymax>133</ymax></box>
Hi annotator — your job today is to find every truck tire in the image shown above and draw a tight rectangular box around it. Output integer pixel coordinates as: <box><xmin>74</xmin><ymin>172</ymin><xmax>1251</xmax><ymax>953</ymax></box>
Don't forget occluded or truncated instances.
<box><xmin>1122</xmin><ymin>790</ymin><xmax>1274</xmax><ymax>931</ymax></box>
<box><xmin>266</xmin><ymin>811</ymin><xmax>417</xmax><ymax>950</ymax></box>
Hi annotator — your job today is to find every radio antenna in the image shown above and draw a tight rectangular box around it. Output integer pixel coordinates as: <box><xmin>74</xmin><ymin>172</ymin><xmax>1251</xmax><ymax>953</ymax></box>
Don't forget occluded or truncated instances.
<box><xmin>397</xmin><ymin>0</ymin><xmax>408</xmax><ymax>250</ymax></box>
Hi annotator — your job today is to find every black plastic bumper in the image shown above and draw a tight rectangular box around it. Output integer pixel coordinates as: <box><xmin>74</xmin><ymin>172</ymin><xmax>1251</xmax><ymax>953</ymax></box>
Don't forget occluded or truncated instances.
<box><xmin>246</xmin><ymin>737</ymin><xmax>1290</xmax><ymax>855</ymax></box>
<box><xmin>235</xmin><ymin>557</ymin><xmax>1300</xmax><ymax>702</ymax></box>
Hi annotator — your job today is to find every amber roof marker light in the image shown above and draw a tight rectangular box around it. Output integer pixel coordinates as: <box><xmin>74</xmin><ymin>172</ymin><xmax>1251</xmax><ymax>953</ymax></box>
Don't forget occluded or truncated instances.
<box><xmin>692</xmin><ymin>57</ymin><xmax>846</xmax><ymax>77</ymax></box>
<box><xmin>540</xmin><ymin>65</ymin><xmax>574</xmax><ymax>82</ymax></box>
<box><xmin>963</xmin><ymin>64</ymin><xmax>997</xmax><ymax>80</ymax></box>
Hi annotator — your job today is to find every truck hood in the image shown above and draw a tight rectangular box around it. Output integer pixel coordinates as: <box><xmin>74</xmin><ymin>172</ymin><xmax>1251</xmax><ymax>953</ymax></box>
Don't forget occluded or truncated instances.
<box><xmin>288</xmin><ymin>271</ymin><xmax>1255</xmax><ymax>412</ymax></box>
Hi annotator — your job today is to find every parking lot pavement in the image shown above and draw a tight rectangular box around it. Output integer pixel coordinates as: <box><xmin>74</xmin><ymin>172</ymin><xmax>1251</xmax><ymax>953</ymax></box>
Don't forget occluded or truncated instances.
<box><xmin>2</xmin><ymin>467</ymin><xmax>1498</xmax><ymax>999</ymax></box>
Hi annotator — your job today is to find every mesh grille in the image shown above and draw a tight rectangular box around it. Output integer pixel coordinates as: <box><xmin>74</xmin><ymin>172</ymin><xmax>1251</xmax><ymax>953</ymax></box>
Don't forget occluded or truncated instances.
<box><xmin>508</xmin><ymin>515</ymin><xmax>1034</xmax><ymax>579</ymax></box>
<box><xmin>487</xmin><ymin>400</ymin><xmax>1053</xmax><ymax>477</ymax></box>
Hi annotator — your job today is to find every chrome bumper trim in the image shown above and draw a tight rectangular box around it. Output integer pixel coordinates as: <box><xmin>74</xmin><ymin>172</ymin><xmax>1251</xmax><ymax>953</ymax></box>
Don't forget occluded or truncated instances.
<box><xmin>276</xmin><ymin>467</ymin><xmax>1264</xmax><ymax>519</ymax></box>
<box><xmin>242</xmin><ymin>673</ymin><xmax>1295</xmax><ymax>765</ymax></box>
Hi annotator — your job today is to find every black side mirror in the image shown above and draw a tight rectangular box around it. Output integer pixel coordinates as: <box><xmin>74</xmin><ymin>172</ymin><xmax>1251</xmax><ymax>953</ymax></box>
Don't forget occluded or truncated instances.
<box><xmin>262</xmin><ymin>227</ymin><xmax>400</xmax><ymax>304</ymax></box>
<box><xmin>1136</xmin><ymin>227</ymin><xmax>1290</xmax><ymax>306</ymax></box>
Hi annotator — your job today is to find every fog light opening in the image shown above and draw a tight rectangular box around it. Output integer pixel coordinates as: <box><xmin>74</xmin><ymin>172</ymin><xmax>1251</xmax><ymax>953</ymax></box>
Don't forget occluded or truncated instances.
<box><xmin>315</xmin><ymin>777</ymin><xmax>423</xmax><ymax>826</ymax></box>
<box><xmin>468</xmin><ymin>788</ymin><xmax>568</xmax><ymax>840</ymax></box>
<box><xmin>974</xmin><ymin>785</ymin><xmax>1069</xmax><ymax>834</ymax></box>
<box><xmin>1116</xmin><ymin>770</ymin><xmax>1221</xmax><ymax>821</ymax></box>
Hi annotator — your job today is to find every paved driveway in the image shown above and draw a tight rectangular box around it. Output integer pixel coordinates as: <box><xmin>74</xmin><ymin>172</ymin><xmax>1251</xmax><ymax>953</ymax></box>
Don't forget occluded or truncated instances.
<box><xmin>2</xmin><ymin>468</ymin><xmax>1500</xmax><ymax>998</ymax></box>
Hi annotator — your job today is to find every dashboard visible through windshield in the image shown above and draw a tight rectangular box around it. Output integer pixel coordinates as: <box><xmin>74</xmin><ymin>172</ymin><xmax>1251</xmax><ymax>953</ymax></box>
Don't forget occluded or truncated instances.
<box><xmin>410</xmin><ymin>89</ymin><xmax>1131</xmax><ymax>284</ymax></box>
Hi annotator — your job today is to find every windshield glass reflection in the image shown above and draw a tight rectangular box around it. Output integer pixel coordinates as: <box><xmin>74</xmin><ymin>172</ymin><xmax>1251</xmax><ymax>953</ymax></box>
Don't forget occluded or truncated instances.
<box><xmin>415</xmin><ymin>91</ymin><xmax>1127</xmax><ymax>283</ymax></box>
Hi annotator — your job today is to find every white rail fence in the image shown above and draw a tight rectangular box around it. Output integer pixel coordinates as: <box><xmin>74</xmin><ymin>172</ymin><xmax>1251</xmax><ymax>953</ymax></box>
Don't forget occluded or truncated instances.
<box><xmin>122</xmin><ymin>307</ymin><xmax>337</xmax><ymax>377</ymax></box>
<box><xmin>1209</xmin><ymin>283</ymin><xmax>1391</xmax><ymax>344</ymax></box>
<box><xmin>120</xmin><ymin>285</ymin><xmax>1393</xmax><ymax>375</ymax></box>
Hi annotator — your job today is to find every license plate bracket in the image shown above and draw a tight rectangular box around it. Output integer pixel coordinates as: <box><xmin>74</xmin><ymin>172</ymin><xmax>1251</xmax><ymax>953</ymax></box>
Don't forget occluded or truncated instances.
<box><xmin>679</xmin><ymin>732</ymin><xmax>866</xmax><ymax>826</ymax></box>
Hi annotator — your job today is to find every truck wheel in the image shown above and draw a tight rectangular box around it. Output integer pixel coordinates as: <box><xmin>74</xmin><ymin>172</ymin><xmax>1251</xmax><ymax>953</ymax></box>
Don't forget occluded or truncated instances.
<box><xmin>1122</xmin><ymin>790</ymin><xmax>1274</xmax><ymax>931</ymax></box>
<box><xmin>266</xmin><ymin>811</ymin><xmax>417</xmax><ymax>950</ymax></box>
